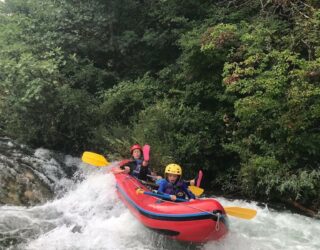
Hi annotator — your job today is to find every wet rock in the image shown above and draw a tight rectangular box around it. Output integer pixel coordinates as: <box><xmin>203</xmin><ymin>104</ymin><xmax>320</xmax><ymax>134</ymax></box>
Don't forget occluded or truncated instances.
<box><xmin>0</xmin><ymin>137</ymin><xmax>78</xmax><ymax>206</ymax></box>
<box><xmin>71</xmin><ymin>225</ymin><xmax>83</xmax><ymax>233</ymax></box>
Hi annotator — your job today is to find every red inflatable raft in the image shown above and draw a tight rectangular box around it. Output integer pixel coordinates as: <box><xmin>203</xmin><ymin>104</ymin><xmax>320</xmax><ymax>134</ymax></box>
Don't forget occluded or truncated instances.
<box><xmin>114</xmin><ymin>173</ymin><xmax>229</xmax><ymax>243</ymax></box>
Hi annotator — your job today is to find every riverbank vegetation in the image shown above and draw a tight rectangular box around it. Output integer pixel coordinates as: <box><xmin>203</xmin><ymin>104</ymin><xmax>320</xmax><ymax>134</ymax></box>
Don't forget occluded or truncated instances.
<box><xmin>0</xmin><ymin>0</ymin><xmax>319</xmax><ymax>215</ymax></box>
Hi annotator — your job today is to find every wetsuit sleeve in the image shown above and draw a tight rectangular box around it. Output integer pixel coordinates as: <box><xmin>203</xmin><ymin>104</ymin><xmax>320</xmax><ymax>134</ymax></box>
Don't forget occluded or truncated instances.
<box><xmin>156</xmin><ymin>179</ymin><xmax>167</xmax><ymax>194</ymax></box>
<box><xmin>183</xmin><ymin>183</ymin><xmax>195</xmax><ymax>199</ymax></box>
<box><xmin>123</xmin><ymin>161</ymin><xmax>136</xmax><ymax>174</ymax></box>
<box><xmin>119</xmin><ymin>159</ymin><xmax>132</xmax><ymax>170</ymax></box>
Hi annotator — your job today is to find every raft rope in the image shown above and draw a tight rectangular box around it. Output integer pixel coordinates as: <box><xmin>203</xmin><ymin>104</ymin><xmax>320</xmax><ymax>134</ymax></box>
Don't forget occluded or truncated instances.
<box><xmin>215</xmin><ymin>213</ymin><xmax>221</xmax><ymax>231</ymax></box>
<box><xmin>124</xmin><ymin>175</ymin><xmax>224</xmax><ymax>228</ymax></box>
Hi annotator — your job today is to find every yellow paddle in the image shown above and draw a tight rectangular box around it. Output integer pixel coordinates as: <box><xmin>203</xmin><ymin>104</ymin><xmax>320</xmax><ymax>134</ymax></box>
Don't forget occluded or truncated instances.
<box><xmin>81</xmin><ymin>151</ymin><xmax>110</xmax><ymax>167</ymax></box>
<box><xmin>188</xmin><ymin>186</ymin><xmax>204</xmax><ymax>196</ymax></box>
<box><xmin>224</xmin><ymin>207</ymin><xmax>257</xmax><ymax>220</ymax></box>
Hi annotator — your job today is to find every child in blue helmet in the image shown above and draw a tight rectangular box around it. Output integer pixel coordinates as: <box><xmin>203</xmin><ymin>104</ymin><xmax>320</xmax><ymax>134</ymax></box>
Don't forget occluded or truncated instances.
<box><xmin>156</xmin><ymin>163</ymin><xmax>195</xmax><ymax>201</ymax></box>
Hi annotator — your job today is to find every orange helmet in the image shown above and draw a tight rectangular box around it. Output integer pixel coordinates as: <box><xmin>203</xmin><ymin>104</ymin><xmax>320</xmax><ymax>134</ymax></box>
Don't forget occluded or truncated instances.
<box><xmin>130</xmin><ymin>144</ymin><xmax>142</xmax><ymax>154</ymax></box>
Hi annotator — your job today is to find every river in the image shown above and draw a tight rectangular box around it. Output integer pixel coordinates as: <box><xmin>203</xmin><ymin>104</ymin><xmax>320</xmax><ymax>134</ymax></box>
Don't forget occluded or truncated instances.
<box><xmin>0</xmin><ymin>150</ymin><xmax>319</xmax><ymax>250</ymax></box>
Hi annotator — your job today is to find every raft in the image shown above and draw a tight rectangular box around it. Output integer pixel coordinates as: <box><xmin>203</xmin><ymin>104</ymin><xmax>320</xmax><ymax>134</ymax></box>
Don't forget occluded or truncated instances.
<box><xmin>114</xmin><ymin>173</ymin><xmax>229</xmax><ymax>243</ymax></box>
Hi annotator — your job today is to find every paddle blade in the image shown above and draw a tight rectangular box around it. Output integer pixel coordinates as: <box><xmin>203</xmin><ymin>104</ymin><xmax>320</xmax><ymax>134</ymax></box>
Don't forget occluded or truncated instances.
<box><xmin>143</xmin><ymin>144</ymin><xmax>150</xmax><ymax>161</ymax></box>
<box><xmin>81</xmin><ymin>151</ymin><xmax>110</xmax><ymax>167</ymax></box>
<box><xmin>188</xmin><ymin>186</ymin><xmax>204</xmax><ymax>197</ymax></box>
<box><xmin>224</xmin><ymin>206</ymin><xmax>257</xmax><ymax>220</ymax></box>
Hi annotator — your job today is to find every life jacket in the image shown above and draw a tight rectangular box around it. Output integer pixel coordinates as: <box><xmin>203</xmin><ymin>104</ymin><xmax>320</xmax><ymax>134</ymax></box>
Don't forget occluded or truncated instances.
<box><xmin>119</xmin><ymin>158</ymin><xmax>143</xmax><ymax>177</ymax></box>
<box><xmin>164</xmin><ymin>180</ymin><xmax>186</xmax><ymax>199</ymax></box>
<box><xmin>132</xmin><ymin>159</ymin><xmax>143</xmax><ymax>177</ymax></box>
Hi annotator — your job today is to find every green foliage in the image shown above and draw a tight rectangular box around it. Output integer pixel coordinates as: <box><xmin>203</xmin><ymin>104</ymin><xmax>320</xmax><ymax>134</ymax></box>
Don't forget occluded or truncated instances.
<box><xmin>131</xmin><ymin>99</ymin><xmax>220</xmax><ymax>178</ymax></box>
<box><xmin>279</xmin><ymin>170</ymin><xmax>320</xmax><ymax>204</ymax></box>
<box><xmin>0</xmin><ymin>0</ymin><xmax>319</xmax><ymax>210</ymax></box>
<box><xmin>92</xmin><ymin>75</ymin><xmax>162</xmax><ymax>158</ymax></box>
<box><xmin>239</xmin><ymin>155</ymin><xmax>283</xmax><ymax>197</ymax></box>
<box><xmin>221</xmin><ymin>13</ymin><xmax>320</xmax><ymax>205</ymax></box>
<box><xmin>201</xmin><ymin>23</ymin><xmax>239</xmax><ymax>52</ymax></box>
<box><xmin>100</xmin><ymin>75</ymin><xmax>162</xmax><ymax>124</ymax></box>
<box><xmin>95</xmin><ymin>72</ymin><xmax>225</xmax><ymax>177</ymax></box>
<box><xmin>0</xmin><ymin>45</ymin><xmax>98</xmax><ymax>152</ymax></box>
<box><xmin>176</xmin><ymin>26</ymin><xmax>224</xmax><ymax>84</ymax></box>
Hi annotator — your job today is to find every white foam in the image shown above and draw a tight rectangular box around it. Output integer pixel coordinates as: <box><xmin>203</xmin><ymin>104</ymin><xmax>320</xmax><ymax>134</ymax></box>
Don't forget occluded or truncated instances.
<box><xmin>203</xmin><ymin>197</ymin><xmax>320</xmax><ymax>250</ymax></box>
<box><xmin>24</xmin><ymin>170</ymin><xmax>157</xmax><ymax>250</ymax></box>
<box><xmin>1</xmin><ymin>163</ymin><xmax>319</xmax><ymax>250</ymax></box>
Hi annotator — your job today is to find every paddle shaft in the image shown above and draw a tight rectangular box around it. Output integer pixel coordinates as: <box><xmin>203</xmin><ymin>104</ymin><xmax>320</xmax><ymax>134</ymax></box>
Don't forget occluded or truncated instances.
<box><xmin>143</xmin><ymin>191</ymin><xmax>187</xmax><ymax>202</ymax></box>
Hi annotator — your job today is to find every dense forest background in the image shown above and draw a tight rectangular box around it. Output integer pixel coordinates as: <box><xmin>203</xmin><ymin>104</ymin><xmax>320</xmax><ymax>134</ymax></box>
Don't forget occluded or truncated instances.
<box><xmin>0</xmin><ymin>0</ymin><xmax>319</xmax><ymax>213</ymax></box>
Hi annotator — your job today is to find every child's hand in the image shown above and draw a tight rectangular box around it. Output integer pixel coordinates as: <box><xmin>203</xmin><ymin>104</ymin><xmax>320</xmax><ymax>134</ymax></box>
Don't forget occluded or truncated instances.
<box><xmin>123</xmin><ymin>166</ymin><xmax>130</xmax><ymax>174</ymax></box>
<box><xmin>142</xmin><ymin>160</ymin><xmax>148</xmax><ymax>166</ymax></box>
<box><xmin>112</xmin><ymin>168</ymin><xmax>124</xmax><ymax>174</ymax></box>
<box><xmin>156</xmin><ymin>176</ymin><xmax>162</xmax><ymax>180</ymax></box>
<box><xmin>189</xmin><ymin>199</ymin><xmax>195</xmax><ymax>202</ymax></box>
<box><xmin>170</xmin><ymin>195</ymin><xmax>177</xmax><ymax>201</ymax></box>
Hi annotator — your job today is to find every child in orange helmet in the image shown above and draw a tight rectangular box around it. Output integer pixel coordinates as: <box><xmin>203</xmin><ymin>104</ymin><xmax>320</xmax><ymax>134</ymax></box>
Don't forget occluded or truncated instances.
<box><xmin>114</xmin><ymin>144</ymin><xmax>151</xmax><ymax>181</ymax></box>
